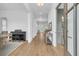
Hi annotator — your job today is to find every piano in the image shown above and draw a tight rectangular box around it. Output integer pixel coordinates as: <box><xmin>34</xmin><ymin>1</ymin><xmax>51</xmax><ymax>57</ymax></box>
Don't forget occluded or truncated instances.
<box><xmin>11</xmin><ymin>30</ymin><xmax>26</xmax><ymax>41</ymax></box>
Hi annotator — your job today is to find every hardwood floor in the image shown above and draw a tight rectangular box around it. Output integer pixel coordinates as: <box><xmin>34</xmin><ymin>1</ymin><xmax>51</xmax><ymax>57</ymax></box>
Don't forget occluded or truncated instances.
<box><xmin>9</xmin><ymin>32</ymin><xmax>64</xmax><ymax>56</ymax></box>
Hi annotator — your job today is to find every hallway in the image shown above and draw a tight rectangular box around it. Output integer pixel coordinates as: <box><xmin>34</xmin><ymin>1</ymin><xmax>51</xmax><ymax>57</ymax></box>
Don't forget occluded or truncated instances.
<box><xmin>0</xmin><ymin>3</ymin><xmax>78</xmax><ymax>56</ymax></box>
<box><xmin>9</xmin><ymin>32</ymin><xmax>64</xmax><ymax>56</ymax></box>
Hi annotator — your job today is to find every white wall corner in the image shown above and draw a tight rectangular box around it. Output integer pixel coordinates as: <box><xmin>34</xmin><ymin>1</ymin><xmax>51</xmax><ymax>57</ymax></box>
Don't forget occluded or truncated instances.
<box><xmin>48</xmin><ymin>3</ymin><xmax>58</xmax><ymax>48</ymax></box>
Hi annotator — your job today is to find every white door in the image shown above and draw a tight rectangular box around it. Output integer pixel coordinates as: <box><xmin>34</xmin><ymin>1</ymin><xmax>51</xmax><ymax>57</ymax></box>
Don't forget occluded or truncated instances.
<box><xmin>68</xmin><ymin>10</ymin><xmax>74</xmax><ymax>55</ymax></box>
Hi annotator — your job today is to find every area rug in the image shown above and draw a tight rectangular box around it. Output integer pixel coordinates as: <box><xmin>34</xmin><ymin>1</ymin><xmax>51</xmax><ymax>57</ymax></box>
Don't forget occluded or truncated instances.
<box><xmin>0</xmin><ymin>42</ymin><xmax>23</xmax><ymax>56</ymax></box>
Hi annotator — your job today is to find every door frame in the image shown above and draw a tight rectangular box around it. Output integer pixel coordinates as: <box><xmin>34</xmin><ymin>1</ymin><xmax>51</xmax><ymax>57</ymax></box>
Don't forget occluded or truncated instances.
<box><xmin>56</xmin><ymin>3</ymin><xmax>78</xmax><ymax>56</ymax></box>
<box><xmin>66</xmin><ymin>3</ymin><xmax>78</xmax><ymax>56</ymax></box>
<box><xmin>56</xmin><ymin>8</ymin><xmax>64</xmax><ymax>45</ymax></box>
<box><xmin>56</xmin><ymin>3</ymin><xmax>67</xmax><ymax>56</ymax></box>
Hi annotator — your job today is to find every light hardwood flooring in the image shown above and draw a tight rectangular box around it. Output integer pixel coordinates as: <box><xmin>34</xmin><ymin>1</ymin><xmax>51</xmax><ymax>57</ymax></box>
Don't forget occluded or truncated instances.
<box><xmin>9</xmin><ymin>32</ymin><xmax>64</xmax><ymax>56</ymax></box>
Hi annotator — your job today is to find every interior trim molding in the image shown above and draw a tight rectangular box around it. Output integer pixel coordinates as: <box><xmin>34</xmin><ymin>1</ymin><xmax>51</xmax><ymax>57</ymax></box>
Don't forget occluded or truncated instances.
<box><xmin>65</xmin><ymin>51</ymin><xmax>72</xmax><ymax>56</ymax></box>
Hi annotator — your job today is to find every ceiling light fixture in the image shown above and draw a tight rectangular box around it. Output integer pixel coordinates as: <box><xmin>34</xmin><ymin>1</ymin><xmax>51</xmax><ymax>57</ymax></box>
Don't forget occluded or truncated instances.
<box><xmin>36</xmin><ymin>0</ymin><xmax>44</xmax><ymax>7</ymax></box>
<box><xmin>37</xmin><ymin>3</ymin><xmax>44</xmax><ymax>6</ymax></box>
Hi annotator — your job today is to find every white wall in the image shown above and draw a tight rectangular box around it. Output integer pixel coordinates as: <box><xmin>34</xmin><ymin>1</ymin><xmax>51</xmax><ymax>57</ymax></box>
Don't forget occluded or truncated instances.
<box><xmin>48</xmin><ymin>10</ymin><xmax>52</xmax><ymax>23</ymax></box>
<box><xmin>48</xmin><ymin>3</ymin><xmax>58</xmax><ymax>47</ymax></box>
<box><xmin>32</xmin><ymin>18</ymin><xmax>37</xmax><ymax>39</ymax></box>
<box><xmin>0</xmin><ymin>18</ymin><xmax>2</xmax><ymax>33</ymax></box>
<box><xmin>68</xmin><ymin>10</ymin><xmax>74</xmax><ymax>55</ymax></box>
<box><xmin>77</xmin><ymin>5</ymin><xmax>79</xmax><ymax>56</ymax></box>
<box><xmin>27</xmin><ymin>13</ymin><xmax>38</xmax><ymax>43</ymax></box>
<box><xmin>0</xmin><ymin>10</ymin><xmax>28</xmax><ymax>40</ymax></box>
<box><xmin>27</xmin><ymin>12</ymin><xmax>32</xmax><ymax>43</ymax></box>
<box><xmin>0</xmin><ymin>8</ymin><xmax>38</xmax><ymax>43</ymax></box>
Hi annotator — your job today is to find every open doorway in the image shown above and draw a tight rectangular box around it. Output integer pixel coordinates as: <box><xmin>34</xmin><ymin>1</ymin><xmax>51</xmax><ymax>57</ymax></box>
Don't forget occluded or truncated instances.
<box><xmin>56</xmin><ymin>4</ymin><xmax>64</xmax><ymax>46</ymax></box>
<box><xmin>56</xmin><ymin>3</ymin><xmax>78</xmax><ymax>56</ymax></box>
<box><xmin>56</xmin><ymin>3</ymin><xmax>67</xmax><ymax>56</ymax></box>
<box><xmin>56</xmin><ymin>9</ymin><xmax>64</xmax><ymax>46</ymax></box>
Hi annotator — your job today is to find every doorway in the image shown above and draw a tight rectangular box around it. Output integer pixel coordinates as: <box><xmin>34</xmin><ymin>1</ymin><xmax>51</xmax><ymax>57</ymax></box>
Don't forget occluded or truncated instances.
<box><xmin>56</xmin><ymin>9</ymin><xmax>64</xmax><ymax>45</ymax></box>
<box><xmin>56</xmin><ymin>3</ymin><xmax>78</xmax><ymax>56</ymax></box>
<box><xmin>56</xmin><ymin>4</ymin><xmax>65</xmax><ymax>48</ymax></box>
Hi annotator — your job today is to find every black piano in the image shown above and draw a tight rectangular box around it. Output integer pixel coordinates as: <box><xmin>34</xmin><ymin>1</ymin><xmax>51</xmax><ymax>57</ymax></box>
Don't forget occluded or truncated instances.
<box><xmin>11</xmin><ymin>30</ymin><xmax>26</xmax><ymax>41</ymax></box>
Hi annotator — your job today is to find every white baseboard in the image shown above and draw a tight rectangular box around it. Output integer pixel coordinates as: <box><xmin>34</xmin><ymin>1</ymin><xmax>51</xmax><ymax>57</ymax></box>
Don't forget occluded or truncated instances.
<box><xmin>52</xmin><ymin>43</ymin><xmax>57</xmax><ymax>47</ymax></box>
<box><xmin>28</xmin><ymin>39</ymin><xmax>32</xmax><ymax>43</ymax></box>
<box><xmin>28</xmin><ymin>33</ymin><xmax>37</xmax><ymax>43</ymax></box>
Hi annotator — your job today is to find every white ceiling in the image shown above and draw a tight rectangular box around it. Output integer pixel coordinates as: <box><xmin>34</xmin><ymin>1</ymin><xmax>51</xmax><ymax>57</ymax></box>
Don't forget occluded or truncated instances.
<box><xmin>0</xmin><ymin>3</ymin><xmax>52</xmax><ymax>19</ymax></box>
<box><xmin>27</xmin><ymin>3</ymin><xmax>52</xmax><ymax>19</ymax></box>
<box><xmin>0</xmin><ymin>3</ymin><xmax>27</xmax><ymax>11</ymax></box>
